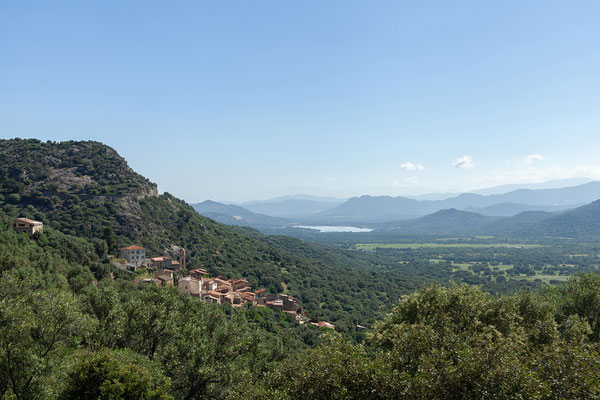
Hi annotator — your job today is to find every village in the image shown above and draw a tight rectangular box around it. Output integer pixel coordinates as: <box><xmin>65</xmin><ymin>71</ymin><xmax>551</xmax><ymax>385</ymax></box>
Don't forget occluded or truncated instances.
<box><xmin>118</xmin><ymin>244</ymin><xmax>335</xmax><ymax>329</ymax></box>
<box><xmin>12</xmin><ymin>217</ymin><xmax>335</xmax><ymax>329</ymax></box>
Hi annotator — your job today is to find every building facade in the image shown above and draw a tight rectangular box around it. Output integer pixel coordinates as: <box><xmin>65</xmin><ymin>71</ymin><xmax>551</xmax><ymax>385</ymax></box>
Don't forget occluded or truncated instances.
<box><xmin>13</xmin><ymin>218</ymin><xmax>43</xmax><ymax>236</ymax></box>
<box><xmin>178</xmin><ymin>276</ymin><xmax>202</xmax><ymax>296</ymax></box>
<box><xmin>120</xmin><ymin>245</ymin><xmax>146</xmax><ymax>265</ymax></box>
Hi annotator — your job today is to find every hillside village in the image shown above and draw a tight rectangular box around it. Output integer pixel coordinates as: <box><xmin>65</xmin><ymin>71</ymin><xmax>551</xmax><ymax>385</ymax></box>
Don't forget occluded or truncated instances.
<box><xmin>11</xmin><ymin>217</ymin><xmax>334</xmax><ymax>329</ymax></box>
<box><xmin>121</xmin><ymin>244</ymin><xmax>336</xmax><ymax>328</ymax></box>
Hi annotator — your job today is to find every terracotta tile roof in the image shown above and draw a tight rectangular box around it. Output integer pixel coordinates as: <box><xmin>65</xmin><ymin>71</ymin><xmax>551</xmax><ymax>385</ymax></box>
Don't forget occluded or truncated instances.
<box><xmin>317</xmin><ymin>321</ymin><xmax>335</xmax><ymax>329</ymax></box>
<box><xmin>190</xmin><ymin>268</ymin><xmax>209</xmax><ymax>275</ymax></box>
<box><xmin>241</xmin><ymin>293</ymin><xmax>255</xmax><ymax>301</ymax></box>
<box><xmin>120</xmin><ymin>245</ymin><xmax>145</xmax><ymax>250</ymax></box>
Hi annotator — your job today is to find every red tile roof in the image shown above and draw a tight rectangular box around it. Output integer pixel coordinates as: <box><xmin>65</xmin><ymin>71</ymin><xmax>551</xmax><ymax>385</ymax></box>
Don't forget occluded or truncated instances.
<box><xmin>121</xmin><ymin>245</ymin><xmax>145</xmax><ymax>250</ymax></box>
<box><xmin>190</xmin><ymin>268</ymin><xmax>209</xmax><ymax>275</ymax></box>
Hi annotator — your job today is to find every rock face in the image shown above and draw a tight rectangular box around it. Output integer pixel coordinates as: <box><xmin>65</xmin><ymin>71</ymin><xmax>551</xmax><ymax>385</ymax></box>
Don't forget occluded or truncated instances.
<box><xmin>0</xmin><ymin>139</ymin><xmax>162</xmax><ymax>240</ymax></box>
<box><xmin>0</xmin><ymin>138</ymin><xmax>290</xmax><ymax>290</ymax></box>
<box><xmin>0</xmin><ymin>139</ymin><xmax>158</xmax><ymax>198</ymax></box>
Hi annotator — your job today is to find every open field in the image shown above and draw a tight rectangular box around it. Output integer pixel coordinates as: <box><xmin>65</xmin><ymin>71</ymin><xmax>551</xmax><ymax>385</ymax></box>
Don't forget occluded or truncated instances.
<box><xmin>518</xmin><ymin>274</ymin><xmax>570</xmax><ymax>283</ymax></box>
<box><xmin>356</xmin><ymin>243</ymin><xmax>544</xmax><ymax>250</ymax></box>
<box><xmin>451</xmin><ymin>262</ymin><xmax>515</xmax><ymax>272</ymax></box>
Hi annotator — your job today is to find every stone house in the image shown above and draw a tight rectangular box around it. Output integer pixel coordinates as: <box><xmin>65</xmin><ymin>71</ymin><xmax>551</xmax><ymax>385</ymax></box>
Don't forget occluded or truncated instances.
<box><xmin>13</xmin><ymin>218</ymin><xmax>43</xmax><ymax>236</ymax></box>
<box><xmin>202</xmin><ymin>278</ymin><xmax>218</xmax><ymax>293</ymax></box>
<box><xmin>178</xmin><ymin>276</ymin><xmax>202</xmax><ymax>296</ymax></box>
<box><xmin>150</xmin><ymin>256</ymin><xmax>180</xmax><ymax>270</ymax></box>
<box><xmin>153</xmin><ymin>268</ymin><xmax>174</xmax><ymax>286</ymax></box>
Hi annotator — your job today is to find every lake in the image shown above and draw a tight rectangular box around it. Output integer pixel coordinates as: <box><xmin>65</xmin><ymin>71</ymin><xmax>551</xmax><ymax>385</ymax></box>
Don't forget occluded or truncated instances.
<box><xmin>293</xmin><ymin>225</ymin><xmax>373</xmax><ymax>233</ymax></box>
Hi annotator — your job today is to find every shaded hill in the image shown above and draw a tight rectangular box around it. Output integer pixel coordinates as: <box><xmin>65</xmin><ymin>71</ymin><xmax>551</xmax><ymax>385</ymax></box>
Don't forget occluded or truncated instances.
<box><xmin>465</xmin><ymin>202</ymin><xmax>575</xmax><ymax>217</ymax></box>
<box><xmin>379</xmin><ymin>209</ymin><xmax>499</xmax><ymax>235</ymax></box>
<box><xmin>191</xmin><ymin>200</ymin><xmax>291</xmax><ymax>228</ymax></box>
<box><xmin>528</xmin><ymin>199</ymin><xmax>600</xmax><ymax>239</ymax></box>
<box><xmin>482</xmin><ymin>211</ymin><xmax>557</xmax><ymax>234</ymax></box>
<box><xmin>317</xmin><ymin>195</ymin><xmax>426</xmax><ymax>222</ymax></box>
<box><xmin>373</xmin><ymin>202</ymin><xmax>597</xmax><ymax>239</ymax></box>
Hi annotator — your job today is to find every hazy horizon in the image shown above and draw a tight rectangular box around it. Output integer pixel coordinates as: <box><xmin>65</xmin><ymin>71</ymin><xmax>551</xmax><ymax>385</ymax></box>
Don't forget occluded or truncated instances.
<box><xmin>3</xmin><ymin>1</ymin><xmax>600</xmax><ymax>202</ymax></box>
<box><xmin>209</xmin><ymin>177</ymin><xmax>596</xmax><ymax>204</ymax></box>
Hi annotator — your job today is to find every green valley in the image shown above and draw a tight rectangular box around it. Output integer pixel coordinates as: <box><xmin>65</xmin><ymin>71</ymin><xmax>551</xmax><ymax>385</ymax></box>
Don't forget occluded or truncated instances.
<box><xmin>2</xmin><ymin>139</ymin><xmax>600</xmax><ymax>399</ymax></box>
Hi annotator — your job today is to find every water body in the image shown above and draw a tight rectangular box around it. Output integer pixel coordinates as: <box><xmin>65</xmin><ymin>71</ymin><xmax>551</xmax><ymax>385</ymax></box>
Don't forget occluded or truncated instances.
<box><xmin>294</xmin><ymin>225</ymin><xmax>373</xmax><ymax>233</ymax></box>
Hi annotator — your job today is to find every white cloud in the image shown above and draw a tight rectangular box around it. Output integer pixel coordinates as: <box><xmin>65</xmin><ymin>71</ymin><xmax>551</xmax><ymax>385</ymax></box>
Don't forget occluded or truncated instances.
<box><xmin>400</xmin><ymin>162</ymin><xmax>425</xmax><ymax>171</ymax></box>
<box><xmin>405</xmin><ymin>176</ymin><xmax>420</xmax><ymax>184</ymax></box>
<box><xmin>452</xmin><ymin>156</ymin><xmax>475</xmax><ymax>169</ymax></box>
<box><xmin>524</xmin><ymin>154</ymin><xmax>546</xmax><ymax>165</ymax></box>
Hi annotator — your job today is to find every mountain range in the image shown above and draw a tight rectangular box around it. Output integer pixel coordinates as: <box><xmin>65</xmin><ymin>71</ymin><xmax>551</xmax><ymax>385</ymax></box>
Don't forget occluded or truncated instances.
<box><xmin>376</xmin><ymin>200</ymin><xmax>600</xmax><ymax>239</ymax></box>
<box><xmin>234</xmin><ymin>195</ymin><xmax>345</xmax><ymax>218</ymax></box>
<box><xmin>194</xmin><ymin>181</ymin><xmax>600</xmax><ymax>239</ymax></box>
<box><xmin>313</xmin><ymin>182</ymin><xmax>600</xmax><ymax>223</ymax></box>
<box><xmin>191</xmin><ymin>200</ymin><xmax>290</xmax><ymax>228</ymax></box>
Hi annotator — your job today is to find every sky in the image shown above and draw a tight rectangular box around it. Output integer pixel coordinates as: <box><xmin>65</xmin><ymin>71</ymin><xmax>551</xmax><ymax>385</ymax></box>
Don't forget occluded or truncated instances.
<box><xmin>2</xmin><ymin>1</ymin><xmax>600</xmax><ymax>202</ymax></box>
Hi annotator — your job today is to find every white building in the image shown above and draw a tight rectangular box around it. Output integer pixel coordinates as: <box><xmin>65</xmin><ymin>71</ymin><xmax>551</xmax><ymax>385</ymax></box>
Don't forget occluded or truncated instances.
<box><xmin>120</xmin><ymin>245</ymin><xmax>146</xmax><ymax>266</ymax></box>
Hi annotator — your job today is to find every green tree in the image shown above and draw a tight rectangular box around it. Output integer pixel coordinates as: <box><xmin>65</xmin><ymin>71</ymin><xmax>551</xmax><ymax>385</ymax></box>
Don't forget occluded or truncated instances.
<box><xmin>103</xmin><ymin>226</ymin><xmax>117</xmax><ymax>255</ymax></box>
<box><xmin>0</xmin><ymin>270</ymin><xmax>91</xmax><ymax>399</ymax></box>
<box><xmin>60</xmin><ymin>349</ymin><xmax>172</xmax><ymax>400</ymax></box>
<box><xmin>7</xmin><ymin>194</ymin><xmax>20</xmax><ymax>204</ymax></box>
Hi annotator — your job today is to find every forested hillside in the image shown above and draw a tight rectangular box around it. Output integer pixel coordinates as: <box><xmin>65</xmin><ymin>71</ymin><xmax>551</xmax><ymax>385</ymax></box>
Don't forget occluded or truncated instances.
<box><xmin>3</xmin><ymin>138</ymin><xmax>600</xmax><ymax>399</ymax></box>
<box><xmin>0</xmin><ymin>139</ymin><xmax>481</xmax><ymax>330</ymax></box>
<box><xmin>240</xmin><ymin>278</ymin><xmax>600</xmax><ymax>399</ymax></box>
<box><xmin>528</xmin><ymin>199</ymin><xmax>600</xmax><ymax>239</ymax></box>
<box><xmin>3</xmin><ymin>199</ymin><xmax>600</xmax><ymax>399</ymax></box>
<box><xmin>0</xmin><ymin>214</ymin><xmax>320</xmax><ymax>399</ymax></box>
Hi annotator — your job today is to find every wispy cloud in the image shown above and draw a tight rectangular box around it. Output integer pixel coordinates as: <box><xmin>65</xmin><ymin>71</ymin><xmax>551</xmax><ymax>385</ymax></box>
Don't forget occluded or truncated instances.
<box><xmin>452</xmin><ymin>156</ymin><xmax>475</xmax><ymax>169</ymax></box>
<box><xmin>524</xmin><ymin>154</ymin><xmax>546</xmax><ymax>165</ymax></box>
<box><xmin>405</xmin><ymin>176</ymin><xmax>419</xmax><ymax>184</ymax></box>
<box><xmin>400</xmin><ymin>162</ymin><xmax>425</xmax><ymax>171</ymax></box>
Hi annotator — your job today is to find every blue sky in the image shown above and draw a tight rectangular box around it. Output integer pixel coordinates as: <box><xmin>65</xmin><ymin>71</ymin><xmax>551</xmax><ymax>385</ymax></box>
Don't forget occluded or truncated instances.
<box><xmin>2</xmin><ymin>1</ymin><xmax>600</xmax><ymax>202</ymax></box>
